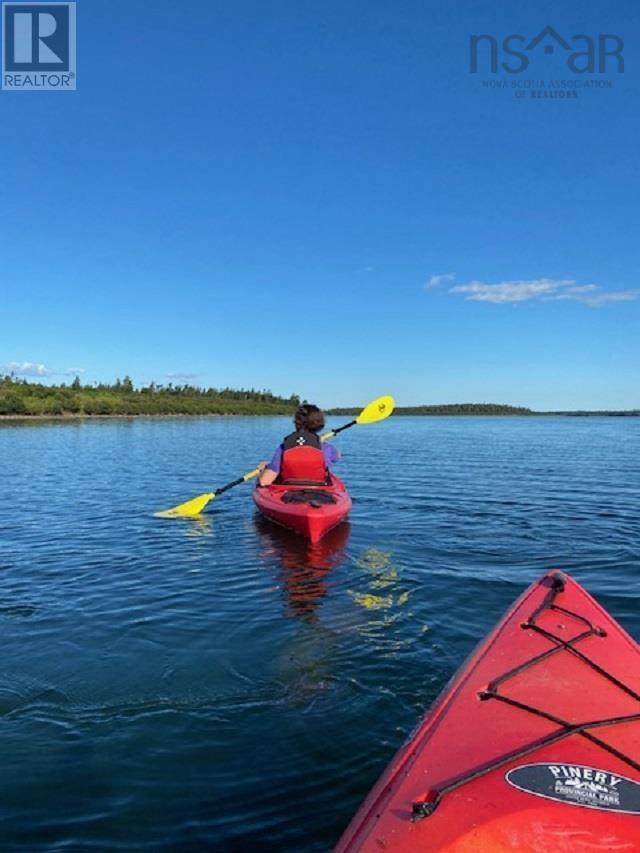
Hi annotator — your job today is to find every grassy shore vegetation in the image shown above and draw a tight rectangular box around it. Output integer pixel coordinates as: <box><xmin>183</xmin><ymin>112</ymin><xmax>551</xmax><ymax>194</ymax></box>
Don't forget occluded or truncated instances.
<box><xmin>0</xmin><ymin>376</ymin><xmax>301</xmax><ymax>417</ymax></box>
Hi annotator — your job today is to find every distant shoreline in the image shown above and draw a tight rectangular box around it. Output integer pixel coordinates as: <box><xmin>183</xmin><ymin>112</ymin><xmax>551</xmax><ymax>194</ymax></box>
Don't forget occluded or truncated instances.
<box><xmin>2</xmin><ymin>379</ymin><xmax>637</xmax><ymax>420</ymax></box>
<box><xmin>328</xmin><ymin>405</ymin><xmax>640</xmax><ymax>417</ymax></box>
<box><xmin>0</xmin><ymin>412</ymin><xmax>260</xmax><ymax>422</ymax></box>
<box><xmin>0</xmin><ymin>377</ymin><xmax>299</xmax><ymax>418</ymax></box>
<box><xmin>1</xmin><ymin>410</ymin><xmax>638</xmax><ymax>422</ymax></box>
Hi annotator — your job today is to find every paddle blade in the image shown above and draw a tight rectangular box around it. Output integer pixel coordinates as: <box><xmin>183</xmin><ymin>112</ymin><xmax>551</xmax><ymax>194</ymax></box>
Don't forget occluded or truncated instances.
<box><xmin>154</xmin><ymin>492</ymin><xmax>215</xmax><ymax>518</ymax></box>
<box><xmin>356</xmin><ymin>395</ymin><xmax>395</xmax><ymax>425</ymax></box>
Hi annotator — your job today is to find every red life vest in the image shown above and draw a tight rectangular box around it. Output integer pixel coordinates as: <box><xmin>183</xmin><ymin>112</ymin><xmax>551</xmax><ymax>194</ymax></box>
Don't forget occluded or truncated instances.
<box><xmin>278</xmin><ymin>430</ymin><xmax>328</xmax><ymax>485</ymax></box>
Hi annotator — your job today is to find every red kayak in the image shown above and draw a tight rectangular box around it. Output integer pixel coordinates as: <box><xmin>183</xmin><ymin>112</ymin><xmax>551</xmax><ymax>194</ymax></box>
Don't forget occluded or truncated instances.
<box><xmin>253</xmin><ymin>474</ymin><xmax>352</xmax><ymax>544</ymax></box>
<box><xmin>336</xmin><ymin>571</ymin><xmax>640</xmax><ymax>852</ymax></box>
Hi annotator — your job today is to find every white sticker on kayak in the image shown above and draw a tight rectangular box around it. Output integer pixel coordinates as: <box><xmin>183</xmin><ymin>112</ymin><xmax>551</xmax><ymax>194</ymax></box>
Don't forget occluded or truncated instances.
<box><xmin>505</xmin><ymin>763</ymin><xmax>640</xmax><ymax>814</ymax></box>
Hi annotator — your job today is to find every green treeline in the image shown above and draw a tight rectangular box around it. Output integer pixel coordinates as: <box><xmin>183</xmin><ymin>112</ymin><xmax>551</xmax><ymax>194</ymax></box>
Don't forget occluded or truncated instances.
<box><xmin>0</xmin><ymin>376</ymin><xmax>300</xmax><ymax>417</ymax></box>
<box><xmin>3</xmin><ymin>380</ymin><xmax>636</xmax><ymax>418</ymax></box>
<box><xmin>329</xmin><ymin>404</ymin><xmax>639</xmax><ymax>416</ymax></box>
<box><xmin>394</xmin><ymin>403</ymin><xmax>533</xmax><ymax>415</ymax></box>
<box><xmin>329</xmin><ymin>403</ymin><xmax>534</xmax><ymax>416</ymax></box>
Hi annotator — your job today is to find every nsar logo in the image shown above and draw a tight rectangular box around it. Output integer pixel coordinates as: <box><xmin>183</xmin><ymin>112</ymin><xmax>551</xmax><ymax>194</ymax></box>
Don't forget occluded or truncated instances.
<box><xmin>470</xmin><ymin>25</ymin><xmax>624</xmax><ymax>75</ymax></box>
<box><xmin>2</xmin><ymin>2</ymin><xmax>76</xmax><ymax>91</ymax></box>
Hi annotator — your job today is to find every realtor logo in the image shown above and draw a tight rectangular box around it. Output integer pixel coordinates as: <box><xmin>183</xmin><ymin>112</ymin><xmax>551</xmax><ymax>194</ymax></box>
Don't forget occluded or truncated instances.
<box><xmin>2</xmin><ymin>2</ymin><xmax>76</xmax><ymax>90</ymax></box>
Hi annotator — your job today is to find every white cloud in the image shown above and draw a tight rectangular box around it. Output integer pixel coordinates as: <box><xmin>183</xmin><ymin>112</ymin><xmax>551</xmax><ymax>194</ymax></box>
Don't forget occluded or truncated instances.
<box><xmin>551</xmin><ymin>285</ymin><xmax>599</xmax><ymax>298</ymax></box>
<box><xmin>450</xmin><ymin>278</ymin><xmax>574</xmax><ymax>303</ymax></box>
<box><xmin>1</xmin><ymin>361</ymin><xmax>54</xmax><ymax>377</ymax></box>
<box><xmin>579</xmin><ymin>289</ymin><xmax>640</xmax><ymax>307</ymax></box>
<box><xmin>1</xmin><ymin>362</ymin><xmax>87</xmax><ymax>378</ymax></box>
<box><xmin>425</xmin><ymin>272</ymin><xmax>455</xmax><ymax>289</ymax></box>
<box><xmin>167</xmin><ymin>371</ymin><xmax>200</xmax><ymax>381</ymax></box>
<box><xmin>444</xmin><ymin>278</ymin><xmax>640</xmax><ymax>308</ymax></box>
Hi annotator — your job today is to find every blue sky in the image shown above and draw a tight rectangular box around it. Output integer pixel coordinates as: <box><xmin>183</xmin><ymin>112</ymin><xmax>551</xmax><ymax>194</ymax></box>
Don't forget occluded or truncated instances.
<box><xmin>1</xmin><ymin>0</ymin><xmax>638</xmax><ymax>409</ymax></box>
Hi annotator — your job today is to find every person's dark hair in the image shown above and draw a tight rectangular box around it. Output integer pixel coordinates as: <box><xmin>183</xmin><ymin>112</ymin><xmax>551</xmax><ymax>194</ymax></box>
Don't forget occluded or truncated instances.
<box><xmin>294</xmin><ymin>404</ymin><xmax>325</xmax><ymax>433</ymax></box>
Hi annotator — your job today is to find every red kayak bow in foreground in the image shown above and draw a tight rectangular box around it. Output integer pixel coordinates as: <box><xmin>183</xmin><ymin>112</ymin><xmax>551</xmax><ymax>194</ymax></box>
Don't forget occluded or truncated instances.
<box><xmin>336</xmin><ymin>571</ymin><xmax>640</xmax><ymax>852</ymax></box>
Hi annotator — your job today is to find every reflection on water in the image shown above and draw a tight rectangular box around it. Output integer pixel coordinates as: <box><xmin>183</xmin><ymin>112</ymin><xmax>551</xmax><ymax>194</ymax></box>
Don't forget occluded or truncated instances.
<box><xmin>183</xmin><ymin>514</ymin><xmax>214</xmax><ymax>538</ymax></box>
<box><xmin>255</xmin><ymin>516</ymin><xmax>350</xmax><ymax>621</ymax></box>
<box><xmin>347</xmin><ymin>547</ymin><xmax>415</xmax><ymax>652</ymax></box>
<box><xmin>350</xmin><ymin>548</ymin><xmax>410</xmax><ymax>611</ymax></box>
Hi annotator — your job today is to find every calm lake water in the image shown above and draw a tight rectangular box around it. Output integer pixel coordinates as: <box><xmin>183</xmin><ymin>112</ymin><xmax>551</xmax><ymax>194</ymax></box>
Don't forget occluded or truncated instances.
<box><xmin>1</xmin><ymin>416</ymin><xmax>639</xmax><ymax>850</ymax></box>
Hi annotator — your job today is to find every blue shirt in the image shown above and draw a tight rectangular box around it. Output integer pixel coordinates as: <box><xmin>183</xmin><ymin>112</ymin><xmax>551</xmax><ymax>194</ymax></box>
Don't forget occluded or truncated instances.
<box><xmin>268</xmin><ymin>442</ymin><xmax>340</xmax><ymax>473</ymax></box>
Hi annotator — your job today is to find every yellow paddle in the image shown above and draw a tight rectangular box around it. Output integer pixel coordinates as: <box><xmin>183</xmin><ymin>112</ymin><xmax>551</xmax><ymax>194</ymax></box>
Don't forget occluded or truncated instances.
<box><xmin>154</xmin><ymin>395</ymin><xmax>395</xmax><ymax>518</ymax></box>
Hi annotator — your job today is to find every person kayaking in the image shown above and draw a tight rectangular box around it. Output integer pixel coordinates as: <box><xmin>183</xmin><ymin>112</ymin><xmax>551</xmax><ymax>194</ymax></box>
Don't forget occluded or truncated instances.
<box><xmin>258</xmin><ymin>404</ymin><xmax>340</xmax><ymax>487</ymax></box>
